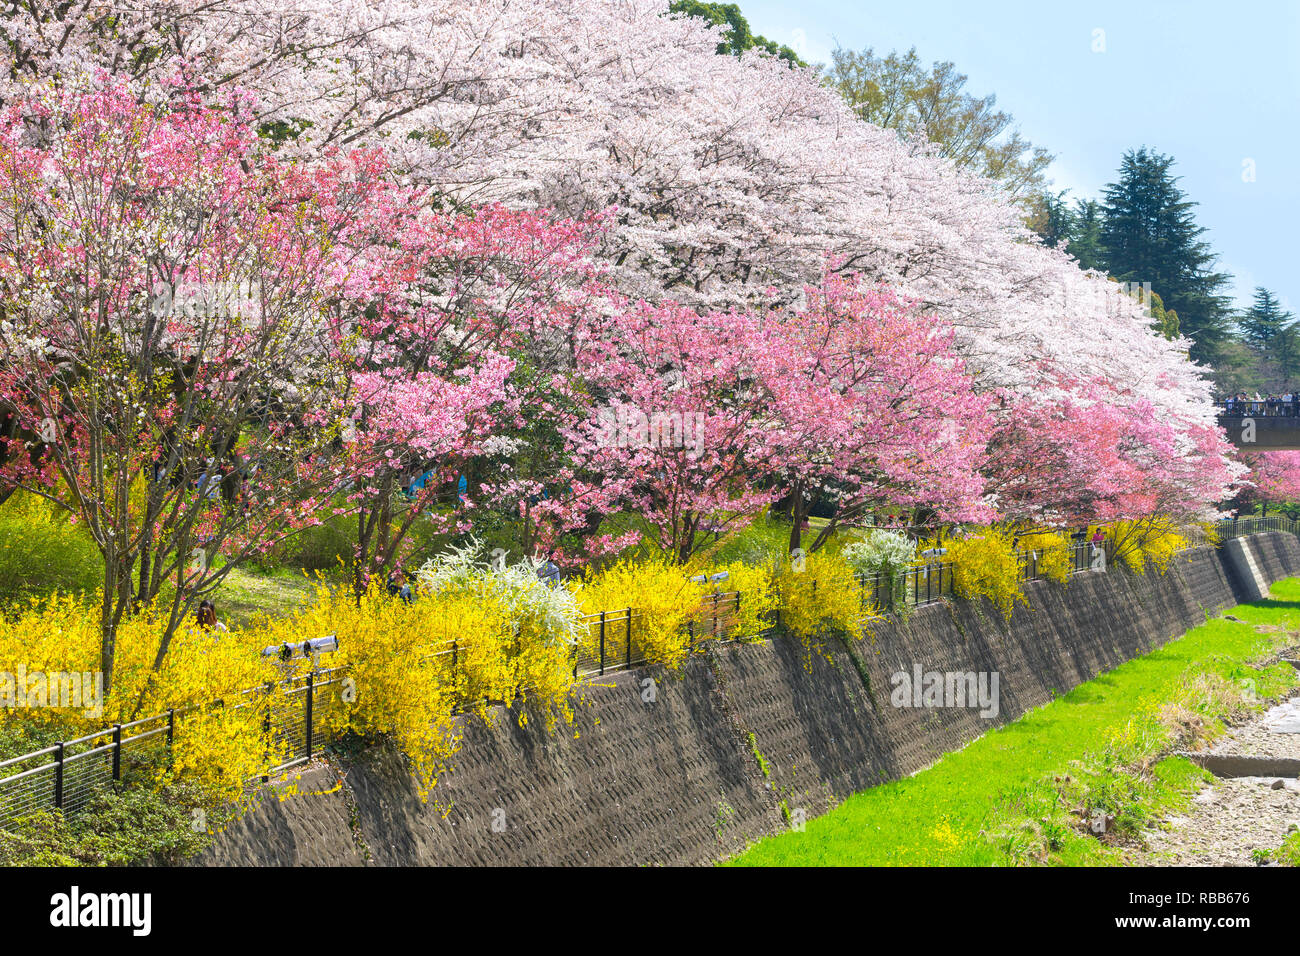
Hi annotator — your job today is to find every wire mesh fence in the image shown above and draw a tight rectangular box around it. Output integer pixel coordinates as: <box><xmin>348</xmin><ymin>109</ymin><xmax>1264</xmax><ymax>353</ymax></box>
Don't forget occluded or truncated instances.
<box><xmin>0</xmin><ymin>712</ymin><xmax>174</xmax><ymax>828</ymax></box>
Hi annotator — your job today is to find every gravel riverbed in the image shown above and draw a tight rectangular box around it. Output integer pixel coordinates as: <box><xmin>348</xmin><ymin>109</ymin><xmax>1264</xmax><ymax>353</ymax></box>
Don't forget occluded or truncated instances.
<box><xmin>1140</xmin><ymin>692</ymin><xmax>1300</xmax><ymax>867</ymax></box>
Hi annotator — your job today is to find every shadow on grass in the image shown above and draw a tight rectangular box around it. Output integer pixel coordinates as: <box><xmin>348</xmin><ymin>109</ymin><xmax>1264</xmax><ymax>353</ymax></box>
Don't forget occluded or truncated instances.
<box><xmin>1236</xmin><ymin>597</ymin><xmax>1300</xmax><ymax>613</ymax></box>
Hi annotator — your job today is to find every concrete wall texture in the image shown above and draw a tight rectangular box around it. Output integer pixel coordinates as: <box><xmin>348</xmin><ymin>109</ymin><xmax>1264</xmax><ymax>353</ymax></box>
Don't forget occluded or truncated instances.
<box><xmin>198</xmin><ymin>532</ymin><xmax>1300</xmax><ymax>867</ymax></box>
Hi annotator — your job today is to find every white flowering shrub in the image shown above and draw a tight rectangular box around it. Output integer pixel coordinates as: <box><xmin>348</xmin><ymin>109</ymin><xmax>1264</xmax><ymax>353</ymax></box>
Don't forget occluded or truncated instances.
<box><xmin>842</xmin><ymin>530</ymin><xmax>916</xmax><ymax>577</ymax></box>
<box><xmin>416</xmin><ymin>538</ymin><xmax>584</xmax><ymax>648</ymax></box>
<box><xmin>842</xmin><ymin>529</ymin><xmax>918</xmax><ymax>611</ymax></box>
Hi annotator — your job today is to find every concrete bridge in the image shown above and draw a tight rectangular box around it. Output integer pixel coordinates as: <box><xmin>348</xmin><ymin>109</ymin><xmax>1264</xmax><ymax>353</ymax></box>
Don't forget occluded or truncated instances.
<box><xmin>1218</xmin><ymin>404</ymin><xmax>1300</xmax><ymax>451</ymax></box>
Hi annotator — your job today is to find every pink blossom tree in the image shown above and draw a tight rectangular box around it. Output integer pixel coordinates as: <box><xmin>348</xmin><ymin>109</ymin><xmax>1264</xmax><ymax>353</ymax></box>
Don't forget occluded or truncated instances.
<box><xmin>566</xmin><ymin>299</ymin><xmax>782</xmax><ymax>563</ymax></box>
<box><xmin>0</xmin><ymin>0</ymin><xmax>1246</xmax><ymax>553</ymax></box>
<box><xmin>1235</xmin><ymin>452</ymin><xmax>1300</xmax><ymax>516</ymax></box>
<box><xmin>340</xmin><ymin>201</ymin><xmax>617</xmax><ymax>584</ymax></box>
<box><xmin>0</xmin><ymin>86</ymin><xmax>475</xmax><ymax>689</ymax></box>
<box><xmin>758</xmin><ymin>275</ymin><xmax>994</xmax><ymax>552</ymax></box>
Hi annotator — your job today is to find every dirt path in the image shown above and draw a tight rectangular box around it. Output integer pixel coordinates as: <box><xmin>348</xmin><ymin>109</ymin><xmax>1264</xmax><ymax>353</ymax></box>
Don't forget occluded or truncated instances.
<box><xmin>1140</xmin><ymin>694</ymin><xmax>1300</xmax><ymax>867</ymax></box>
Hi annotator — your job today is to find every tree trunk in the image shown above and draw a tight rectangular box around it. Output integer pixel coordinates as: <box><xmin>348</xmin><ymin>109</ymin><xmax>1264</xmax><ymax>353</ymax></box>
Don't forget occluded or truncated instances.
<box><xmin>677</xmin><ymin>514</ymin><xmax>697</xmax><ymax>564</ymax></box>
<box><xmin>99</xmin><ymin>599</ymin><xmax>116</xmax><ymax>698</ymax></box>
<box><xmin>788</xmin><ymin>481</ymin><xmax>806</xmax><ymax>555</ymax></box>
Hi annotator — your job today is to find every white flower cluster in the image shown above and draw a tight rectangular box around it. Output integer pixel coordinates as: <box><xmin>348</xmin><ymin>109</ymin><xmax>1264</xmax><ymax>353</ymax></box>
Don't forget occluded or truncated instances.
<box><xmin>842</xmin><ymin>529</ymin><xmax>916</xmax><ymax>577</ymax></box>
<box><xmin>415</xmin><ymin>538</ymin><xmax>584</xmax><ymax>647</ymax></box>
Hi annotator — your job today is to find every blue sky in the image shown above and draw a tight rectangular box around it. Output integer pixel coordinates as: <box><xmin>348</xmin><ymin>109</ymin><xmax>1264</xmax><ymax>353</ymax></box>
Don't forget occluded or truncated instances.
<box><xmin>739</xmin><ymin>0</ymin><xmax>1300</xmax><ymax>315</ymax></box>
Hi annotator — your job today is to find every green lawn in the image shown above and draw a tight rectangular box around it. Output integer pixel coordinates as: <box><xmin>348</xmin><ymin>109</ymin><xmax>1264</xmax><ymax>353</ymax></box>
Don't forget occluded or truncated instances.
<box><xmin>210</xmin><ymin>565</ymin><xmax>331</xmax><ymax>629</ymax></box>
<box><xmin>729</xmin><ymin>578</ymin><xmax>1300</xmax><ymax>866</ymax></box>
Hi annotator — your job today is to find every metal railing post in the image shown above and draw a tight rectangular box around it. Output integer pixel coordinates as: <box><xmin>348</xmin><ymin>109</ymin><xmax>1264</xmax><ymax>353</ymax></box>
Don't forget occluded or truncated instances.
<box><xmin>598</xmin><ymin>611</ymin><xmax>606</xmax><ymax>676</ymax></box>
<box><xmin>625</xmin><ymin>608</ymin><xmax>632</xmax><ymax>666</ymax></box>
<box><xmin>53</xmin><ymin>741</ymin><xmax>64</xmax><ymax>811</ymax></box>
<box><xmin>305</xmin><ymin>671</ymin><xmax>315</xmax><ymax>761</ymax></box>
<box><xmin>111</xmin><ymin>724</ymin><xmax>122</xmax><ymax>781</ymax></box>
<box><xmin>167</xmin><ymin>709</ymin><xmax>175</xmax><ymax>770</ymax></box>
<box><xmin>260</xmin><ymin>684</ymin><xmax>272</xmax><ymax>784</ymax></box>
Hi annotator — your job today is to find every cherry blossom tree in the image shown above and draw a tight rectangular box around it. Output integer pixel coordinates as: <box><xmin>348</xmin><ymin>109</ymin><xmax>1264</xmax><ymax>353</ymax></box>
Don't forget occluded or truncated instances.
<box><xmin>0</xmin><ymin>0</ymin><xmax>1245</xmax><ymax>548</ymax></box>
<box><xmin>758</xmin><ymin>275</ymin><xmax>994</xmax><ymax>552</ymax></box>
<box><xmin>1235</xmin><ymin>452</ymin><xmax>1300</xmax><ymax>516</ymax></box>
<box><xmin>340</xmin><ymin>202</ymin><xmax>617</xmax><ymax>586</ymax></box>
<box><xmin>0</xmin><ymin>86</ymin><xmax>460</xmax><ymax>690</ymax></box>
<box><xmin>567</xmin><ymin>300</ymin><xmax>782</xmax><ymax>563</ymax></box>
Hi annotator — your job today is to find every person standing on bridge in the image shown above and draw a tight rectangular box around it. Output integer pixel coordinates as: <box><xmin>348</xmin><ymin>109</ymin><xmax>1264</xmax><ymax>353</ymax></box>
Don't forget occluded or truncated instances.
<box><xmin>1089</xmin><ymin>528</ymin><xmax>1106</xmax><ymax>560</ymax></box>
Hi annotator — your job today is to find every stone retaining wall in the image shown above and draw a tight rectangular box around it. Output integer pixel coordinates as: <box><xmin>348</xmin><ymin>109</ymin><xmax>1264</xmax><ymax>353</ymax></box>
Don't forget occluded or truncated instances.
<box><xmin>198</xmin><ymin>533</ymin><xmax>1300</xmax><ymax>866</ymax></box>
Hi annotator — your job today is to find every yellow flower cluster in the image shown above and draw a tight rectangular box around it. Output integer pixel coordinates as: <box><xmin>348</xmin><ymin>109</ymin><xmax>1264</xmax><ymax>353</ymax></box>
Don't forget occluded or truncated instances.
<box><xmin>1101</xmin><ymin>519</ymin><xmax>1188</xmax><ymax>575</ymax></box>
<box><xmin>0</xmin><ymin>574</ymin><xmax>586</xmax><ymax>807</ymax></box>
<box><xmin>0</xmin><ymin>512</ymin><xmax>1205</xmax><ymax>815</ymax></box>
<box><xmin>1016</xmin><ymin>530</ymin><xmax>1073</xmax><ymax>585</ymax></box>
<box><xmin>261</xmin><ymin>578</ymin><xmax>578</xmax><ymax>799</ymax></box>
<box><xmin>933</xmin><ymin>528</ymin><xmax>1026</xmax><ymax>621</ymax></box>
<box><xmin>577</xmin><ymin>556</ymin><xmax>707</xmax><ymax>669</ymax></box>
<box><xmin>0</xmin><ymin>594</ymin><xmax>279</xmax><ymax>802</ymax></box>
<box><xmin>711</xmin><ymin>561</ymin><xmax>779</xmax><ymax>641</ymax></box>
<box><xmin>774</xmin><ymin>551</ymin><xmax>865</xmax><ymax>654</ymax></box>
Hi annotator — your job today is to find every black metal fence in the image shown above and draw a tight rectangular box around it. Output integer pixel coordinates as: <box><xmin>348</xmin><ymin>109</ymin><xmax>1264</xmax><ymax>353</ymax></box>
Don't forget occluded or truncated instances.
<box><xmin>1215</xmin><ymin>515</ymin><xmax>1297</xmax><ymax>539</ymax></box>
<box><xmin>1017</xmin><ymin>540</ymin><xmax>1113</xmax><ymax>581</ymax></box>
<box><xmin>0</xmin><ymin>666</ymin><xmax>350</xmax><ymax>829</ymax></box>
<box><xmin>0</xmin><ymin>713</ymin><xmax>174</xmax><ymax>825</ymax></box>
<box><xmin>574</xmin><ymin>607</ymin><xmax>637</xmax><ymax>678</ymax></box>
<box><xmin>856</xmin><ymin>563</ymin><xmax>954</xmax><ymax>612</ymax></box>
<box><xmin>571</xmin><ymin>591</ymin><xmax>753</xmax><ymax>678</ymax></box>
<box><xmin>1</xmin><ymin>517</ymin><xmax>1290</xmax><ymax>828</ymax></box>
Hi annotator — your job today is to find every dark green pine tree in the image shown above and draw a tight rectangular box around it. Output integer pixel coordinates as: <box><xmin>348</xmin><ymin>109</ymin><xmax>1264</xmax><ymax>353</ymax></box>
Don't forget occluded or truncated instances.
<box><xmin>1066</xmin><ymin>199</ymin><xmax>1104</xmax><ymax>271</ymax></box>
<box><xmin>1238</xmin><ymin>287</ymin><xmax>1295</xmax><ymax>348</ymax></box>
<box><xmin>1031</xmin><ymin>189</ymin><xmax>1073</xmax><ymax>249</ymax></box>
<box><xmin>1098</xmin><ymin>148</ymin><xmax>1233</xmax><ymax>365</ymax></box>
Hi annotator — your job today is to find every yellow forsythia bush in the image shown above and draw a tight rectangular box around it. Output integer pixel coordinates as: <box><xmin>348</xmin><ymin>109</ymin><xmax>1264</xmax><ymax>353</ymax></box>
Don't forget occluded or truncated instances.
<box><xmin>0</xmin><ymin>594</ymin><xmax>281</xmax><ymax>803</ymax></box>
<box><xmin>1016</xmin><ymin>530</ymin><xmax>1073</xmax><ymax>585</ymax></box>
<box><xmin>774</xmin><ymin>551</ymin><xmax>864</xmax><ymax>647</ymax></box>
<box><xmin>263</xmin><ymin>554</ymin><xmax>583</xmax><ymax>799</ymax></box>
<box><xmin>711</xmin><ymin>561</ymin><xmax>779</xmax><ymax>640</ymax></box>
<box><xmin>0</xmin><ymin>559</ymin><xmax>585</xmax><ymax>807</ymax></box>
<box><xmin>577</xmin><ymin>557</ymin><xmax>706</xmax><ymax>669</ymax></box>
<box><xmin>410</xmin><ymin>539</ymin><xmax>582</xmax><ymax>720</ymax></box>
<box><xmin>1103</xmin><ymin>519</ymin><xmax>1187</xmax><ymax>575</ymax></box>
<box><xmin>937</xmin><ymin>528</ymin><xmax>1026</xmax><ymax>620</ymax></box>
<box><xmin>257</xmin><ymin>582</ymin><xmax>463</xmax><ymax>801</ymax></box>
